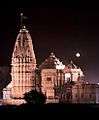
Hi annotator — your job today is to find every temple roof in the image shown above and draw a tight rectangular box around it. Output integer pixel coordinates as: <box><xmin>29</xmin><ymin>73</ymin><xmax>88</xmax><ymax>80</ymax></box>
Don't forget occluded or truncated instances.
<box><xmin>67</xmin><ymin>60</ymin><xmax>78</xmax><ymax>69</ymax></box>
<box><xmin>64</xmin><ymin>60</ymin><xmax>84</xmax><ymax>76</ymax></box>
<box><xmin>12</xmin><ymin>26</ymin><xmax>36</xmax><ymax>59</ymax></box>
<box><xmin>39</xmin><ymin>53</ymin><xmax>65</xmax><ymax>70</ymax></box>
<box><xmin>63</xmin><ymin>60</ymin><xmax>78</xmax><ymax>73</ymax></box>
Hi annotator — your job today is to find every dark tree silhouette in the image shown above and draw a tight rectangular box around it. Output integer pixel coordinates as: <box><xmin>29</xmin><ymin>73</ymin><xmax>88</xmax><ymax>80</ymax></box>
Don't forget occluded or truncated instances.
<box><xmin>24</xmin><ymin>90</ymin><xmax>46</xmax><ymax>104</ymax></box>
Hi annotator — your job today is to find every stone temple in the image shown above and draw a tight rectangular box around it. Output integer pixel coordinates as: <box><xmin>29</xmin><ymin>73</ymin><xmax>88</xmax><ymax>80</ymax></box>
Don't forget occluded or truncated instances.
<box><xmin>39</xmin><ymin>53</ymin><xmax>96</xmax><ymax>103</ymax></box>
<box><xmin>2</xmin><ymin>17</ymin><xmax>97</xmax><ymax>105</ymax></box>
<box><xmin>3</xmin><ymin>26</ymin><xmax>36</xmax><ymax>105</ymax></box>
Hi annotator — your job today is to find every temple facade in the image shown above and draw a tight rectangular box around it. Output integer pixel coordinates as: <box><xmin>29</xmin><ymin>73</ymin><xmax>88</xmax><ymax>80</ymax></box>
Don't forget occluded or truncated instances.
<box><xmin>39</xmin><ymin>53</ymin><xmax>65</xmax><ymax>103</ymax></box>
<box><xmin>39</xmin><ymin>54</ymin><xmax>96</xmax><ymax>103</ymax></box>
<box><xmin>3</xmin><ymin>26</ymin><xmax>36</xmax><ymax>105</ymax></box>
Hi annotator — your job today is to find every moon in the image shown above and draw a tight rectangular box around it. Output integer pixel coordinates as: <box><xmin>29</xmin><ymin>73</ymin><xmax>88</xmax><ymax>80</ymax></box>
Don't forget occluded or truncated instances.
<box><xmin>76</xmin><ymin>53</ymin><xmax>80</xmax><ymax>57</ymax></box>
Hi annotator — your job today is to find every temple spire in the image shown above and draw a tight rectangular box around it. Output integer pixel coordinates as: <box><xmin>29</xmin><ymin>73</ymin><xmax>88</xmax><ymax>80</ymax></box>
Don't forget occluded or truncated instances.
<box><xmin>3</xmin><ymin>15</ymin><xmax>36</xmax><ymax>104</ymax></box>
<box><xmin>20</xmin><ymin>13</ymin><xmax>28</xmax><ymax>28</ymax></box>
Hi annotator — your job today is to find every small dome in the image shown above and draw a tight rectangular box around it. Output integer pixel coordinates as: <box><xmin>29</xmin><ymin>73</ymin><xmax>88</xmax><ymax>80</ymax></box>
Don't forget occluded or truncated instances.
<box><xmin>39</xmin><ymin>53</ymin><xmax>65</xmax><ymax>69</ymax></box>
<box><xmin>50</xmin><ymin>52</ymin><xmax>55</xmax><ymax>58</ymax></box>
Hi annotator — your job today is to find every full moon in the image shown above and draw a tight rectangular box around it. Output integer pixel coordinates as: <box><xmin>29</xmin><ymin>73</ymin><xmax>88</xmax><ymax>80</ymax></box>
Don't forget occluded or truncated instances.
<box><xmin>76</xmin><ymin>53</ymin><xmax>80</xmax><ymax>57</ymax></box>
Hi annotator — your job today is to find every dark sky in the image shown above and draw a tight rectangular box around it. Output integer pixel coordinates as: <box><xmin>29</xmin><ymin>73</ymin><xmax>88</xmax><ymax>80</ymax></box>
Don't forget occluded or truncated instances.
<box><xmin>0</xmin><ymin>6</ymin><xmax>99</xmax><ymax>83</ymax></box>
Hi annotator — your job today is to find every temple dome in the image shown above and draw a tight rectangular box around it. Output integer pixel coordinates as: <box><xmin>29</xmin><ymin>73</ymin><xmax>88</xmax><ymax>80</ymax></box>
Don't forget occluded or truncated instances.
<box><xmin>39</xmin><ymin>53</ymin><xmax>65</xmax><ymax>70</ymax></box>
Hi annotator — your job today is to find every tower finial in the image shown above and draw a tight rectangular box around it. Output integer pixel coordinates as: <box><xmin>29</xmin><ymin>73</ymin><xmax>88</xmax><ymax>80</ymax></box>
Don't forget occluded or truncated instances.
<box><xmin>70</xmin><ymin>60</ymin><xmax>73</xmax><ymax>64</ymax></box>
<box><xmin>20</xmin><ymin>13</ymin><xmax>28</xmax><ymax>29</ymax></box>
<box><xmin>50</xmin><ymin>52</ymin><xmax>55</xmax><ymax>58</ymax></box>
<box><xmin>20</xmin><ymin>13</ymin><xmax>23</xmax><ymax>28</ymax></box>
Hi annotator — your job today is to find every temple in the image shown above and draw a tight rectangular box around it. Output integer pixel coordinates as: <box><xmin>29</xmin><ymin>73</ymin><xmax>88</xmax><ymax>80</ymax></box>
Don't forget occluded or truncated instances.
<box><xmin>38</xmin><ymin>53</ymin><xmax>96</xmax><ymax>103</ymax></box>
<box><xmin>39</xmin><ymin>53</ymin><xmax>65</xmax><ymax>103</ymax></box>
<box><xmin>3</xmin><ymin>26</ymin><xmax>36</xmax><ymax>105</ymax></box>
<box><xmin>1</xmin><ymin>15</ymin><xmax>97</xmax><ymax>105</ymax></box>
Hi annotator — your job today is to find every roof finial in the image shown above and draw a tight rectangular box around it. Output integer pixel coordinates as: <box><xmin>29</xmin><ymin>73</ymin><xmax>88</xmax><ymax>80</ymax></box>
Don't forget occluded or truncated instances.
<box><xmin>70</xmin><ymin>60</ymin><xmax>73</xmax><ymax>64</ymax></box>
<box><xmin>20</xmin><ymin>13</ymin><xmax>28</xmax><ymax>29</ymax></box>
<box><xmin>20</xmin><ymin>13</ymin><xmax>23</xmax><ymax>28</ymax></box>
<box><xmin>50</xmin><ymin>52</ymin><xmax>55</xmax><ymax>57</ymax></box>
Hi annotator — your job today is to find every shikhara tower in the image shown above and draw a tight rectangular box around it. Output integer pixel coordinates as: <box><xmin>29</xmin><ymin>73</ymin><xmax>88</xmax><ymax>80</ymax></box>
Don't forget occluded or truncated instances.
<box><xmin>11</xmin><ymin>26</ymin><xmax>36</xmax><ymax>97</ymax></box>
<box><xmin>3</xmin><ymin>26</ymin><xmax>36</xmax><ymax>104</ymax></box>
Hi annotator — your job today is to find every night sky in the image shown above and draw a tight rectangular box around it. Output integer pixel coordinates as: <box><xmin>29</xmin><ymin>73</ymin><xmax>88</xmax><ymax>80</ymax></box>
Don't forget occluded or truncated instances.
<box><xmin>0</xmin><ymin>6</ymin><xmax>99</xmax><ymax>83</ymax></box>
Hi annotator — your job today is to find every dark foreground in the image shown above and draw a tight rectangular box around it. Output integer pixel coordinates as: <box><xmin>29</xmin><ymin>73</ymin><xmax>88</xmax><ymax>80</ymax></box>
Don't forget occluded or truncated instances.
<box><xmin>0</xmin><ymin>104</ymin><xmax>99</xmax><ymax>113</ymax></box>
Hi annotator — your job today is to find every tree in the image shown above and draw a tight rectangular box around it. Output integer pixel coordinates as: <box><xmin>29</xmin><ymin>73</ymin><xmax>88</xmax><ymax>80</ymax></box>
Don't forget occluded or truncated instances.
<box><xmin>24</xmin><ymin>90</ymin><xmax>46</xmax><ymax>104</ymax></box>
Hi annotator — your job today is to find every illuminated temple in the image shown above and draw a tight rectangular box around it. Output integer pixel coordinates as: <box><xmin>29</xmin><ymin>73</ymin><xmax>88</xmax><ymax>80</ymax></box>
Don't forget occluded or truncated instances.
<box><xmin>3</xmin><ymin>26</ymin><xmax>36</xmax><ymax>105</ymax></box>
<box><xmin>2</xmin><ymin>16</ymin><xmax>97</xmax><ymax>105</ymax></box>
<box><xmin>39</xmin><ymin>53</ymin><xmax>96</xmax><ymax>103</ymax></box>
